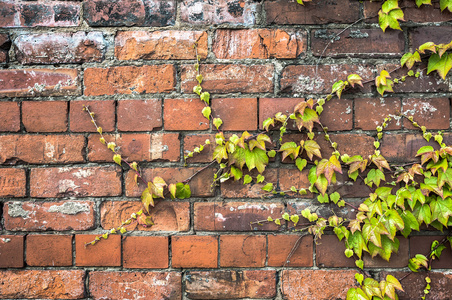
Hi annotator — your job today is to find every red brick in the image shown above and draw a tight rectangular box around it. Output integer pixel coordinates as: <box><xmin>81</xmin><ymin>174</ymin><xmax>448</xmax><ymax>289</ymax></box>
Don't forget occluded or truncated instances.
<box><xmin>184</xmin><ymin>134</ymin><xmax>215</xmax><ymax>163</ymax></box>
<box><xmin>411</xmin><ymin>26</ymin><xmax>452</xmax><ymax>51</ymax></box>
<box><xmin>116</xmin><ymin>30</ymin><xmax>207</xmax><ymax>60</ymax></box>
<box><xmin>0</xmin><ymin>1</ymin><xmax>80</xmax><ymax>28</ymax></box>
<box><xmin>150</xmin><ymin>133</ymin><xmax>180</xmax><ymax>161</ymax></box>
<box><xmin>281</xmin><ymin>270</ymin><xmax>356</xmax><ymax>300</ymax></box>
<box><xmin>280</xmin><ymin>64</ymin><xmax>373</xmax><ymax>94</ymax></box>
<box><xmin>75</xmin><ymin>234</ymin><xmax>121</xmax><ymax>267</ymax></box>
<box><xmin>22</xmin><ymin>101</ymin><xmax>67</xmax><ymax>132</ymax></box>
<box><xmin>70</xmin><ymin>100</ymin><xmax>115</xmax><ymax>132</ymax></box>
<box><xmin>100</xmin><ymin>200</ymin><xmax>190</xmax><ymax>232</ymax></box>
<box><xmin>0</xmin><ymin>270</ymin><xmax>85</xmax><ymax>299</ymax></box>
<box><xmin>164</xmin><ymin>98</ymin><xmax>209</xmax><ymax>131</ymax></box>
<box><xmin>211</xmin><ymin>98</ymin><xmax>257</xmax><ymax>131</ymax></box>
<box><xmin>125</xmin><ymin>167</ymin><xmax>215</xmax><ymax>197</ymax></box>
<box><xmin>268</xmin><ymin>234</ymin><xmax>313</xmax><ymax>267</ymax></box>
<box><xmin>278</xmin><ymin>168</ymin><xmax>311</xmax><ymax>197</ymax></box>
<box><xmin>221</xmin><ymin>169</ymin><xmax>278</xmax><ymax>198</ymax></box>
<box><xmin>88</xmin><ymin>133</ymin><xmax>151</xmax><ymax>162</ymax></box>
<box><xmin>194</xmin><ymin>201</ymin><xmax>285</xmax><ymax>231</ymax></box>
<box><xmin>84</xmin><ymin>0</ymin><xmax>176</xmax><ymax>27</ymax></box>
<box><xmin>30</xmin><ymin>166</ymin><xmax>121</xmax><ymax>198</ymax></box>
<box><xmin>220</xmin><ymin>235</ymin><xmax>266</xmax><ymax>267</ymax></box>
<box><xmin>185</xmin><ymin>270</ymin><xmax>276</xmax><ymax>299</ymax></box>
<box><xmin>316</xmin><ymin>133</ymin><xmax>375</xmax><ymax>158</ymax></box>
<box><xmin>0</xmin><ymin>102</ymin><xmax>19</xmax><ymax>132</ymax></box>
<box><xmin>320</xmin><ymin>98</ymin><xmax>354</xmax><ymax>131</ymax></box>
<box><xmin>380</xmin><ymin>271</ymin><xmax>452</xmax><ymax>300</ymax></box>
<box><xmin>402</xmin><ymin>97</ymin><xmax>450</xmax><ymax>130</ymax></box>
<box><xmin>312</xmin><ymin>28</ymin><xmax>404</xmax><ymax>57</ymax></box>
<box><xmin>265</xmin><ymin>0</ymin><xmax>359</xmax><ymax>24</ymax></box>
<box><xmin>0</xmin><ymin>68</ymin><xmax>80</xmax><ymax>98</ymax></box>
<box><xmin>0</xmin><ymin>168</ymin><xmax>26</xmax><ymax>198</ymax></box>
<box><xmin>172</xmin><ymin>235</ymin><xmax>218</xmax><ymax>268</ymax></box>
<box><xmin>364</xmin><ymin>0</ymin><xmax>452</xmax><ymax>24</ymax></box>
<box><xmin>214</xmin><ymin>29</ymin><xmax>306</xmax><ymax>59</ymax></box>
<box><xmin>14</xmin><ymin>32</ymin><xmax>106</xmax><ymax>64</ymax></box>
<box><xmin>26</xmin><ymin>235</ymin><xmax>72</xmax><ymax>266</ymax></box>
<box><xmin>4</xmin><ymin>200</ymin><xmax>95</xmax><ymax>231</ymax></box>
<box><xmin>123</xmin><ymin>236</ymin><xmax>169</xmax><ymax>268</ymax></box>
<box><xmin>181</xmin><ymin>64</ymin><xmax>274</xmax><ymax>94</ymax></box>
<box><xmin>84</xmin><ymin>65</ymin><xmax>175</xmax><ymax>96</ymax></box>
<box><xmin>355</xmin><ymin>97</ymin><xmax>402</xmax><ymax>130</ymax></box>
<box><xmin>89</xmin><ymin>271</ymin><xmax>181</xmax><ymax>300</ymax></box>
<box><xmin>377</xmin><ymin>63</ymin><xmax>449</xmax><ymax>93</ymax></box>
<box><xmin>181</xmin><ymin>0</ymin><xmax>259</xmax><ymax>25</ymax></box>
<box><xmin>0</xmin><ymin>135</ymin><xmax>84</xmax><ymax>164</ymax></box>
<box><xmin>0</xmin><ymin>33</ymin><xmax>10</xmax><ymax>63</ymax></box>
<box><xmin>117</xmin><ymin>99</ymin><xmax>162</xmax><ymax>131</ymax></box>
<box><xmin>0</xmin><ymin>235</ymin><xmax>24</xmax><ymax>268</ymax></box>
<box><xmin>410</xmin><ymin>235</ymin><xmax>452</xmax><ymax>269</ymax></box>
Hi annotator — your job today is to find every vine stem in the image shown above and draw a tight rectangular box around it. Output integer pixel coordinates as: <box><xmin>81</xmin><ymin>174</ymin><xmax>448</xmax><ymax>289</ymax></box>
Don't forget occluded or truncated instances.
<box><xmin>182</xmin><ymin>160</ymin><xmax>217</xmax><ymax>184</ymax></box>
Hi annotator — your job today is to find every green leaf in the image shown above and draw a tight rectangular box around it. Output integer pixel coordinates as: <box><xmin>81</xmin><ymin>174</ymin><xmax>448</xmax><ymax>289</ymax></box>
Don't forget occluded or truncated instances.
<box><xmin>280</xmin><ymin>142</ymin><xmax>300</xmax><ymax>161</ymax></box>
<box><xmin>363</xmin><ymin>217</ymin><xmax>389</xmax><ymax>247</ymax></box>
<box><xmin>256</xmin><ymin>174</ymin><xmax>265</xmax><ymax>183</ymax></box>
<box><xmin>193</xmin><ymin>84</ymin><xmax>202</xmax><ymax>95</ymax></box>
<box><xmin>382</xmin><ymin>0</ymin><xmax>400</xmax><ymax>13</ymax></box>
<box><xmin>262</xmin><ymin>118</ymin><xmax>275</xmax><ymax>131</ymax></box>
<box><xmin>213</xmin><ymin>118</ymin><xmax>223</xmax><ymax>130</ymax></box>
<box><xmin>316</xmin><ymin>155</ymin><xmax>343</xmax><ymax>185</ymax></box>
<box><xmin>290</xmin><ymin>214</ymin><xmax>300</xmax><ymax>226</ymax></box>
<box><xmin>440</xmin><ymin>0</ymin><xmax>452</xmax><ymax>11</ymax></box>
<box><xmin>275</xmin><ymin>219</ymin><xmax>281</xmax><ymax>226</ymax></box>
<box><xmin>245</xmin><ymin>147</ymin><xmax>269</xmax><ymax>174</ymax></box>
<box><xmin>262</xmin><ymin>182</ymin><xmax>274</xmax><ymax>192</ymax></box>
<box><xmin>315</xmin><ymin>174</ymin><xmax>329</xmax><ymax>196</ymax></box>
<box><xmin>113</xmin><ymin>154</ymin><xmax>121</xmax><ymax>166</ymax></box>
<box><xmin>331</xmin><ymin>80</ymin><xmax>347</xmax><ymax>98</ymax></box>
<box><xmin>430</xmin><ymin>197</ymin><xmax>452</xmax><ymax>226</ymax></box>
<box><xmin>355</xmin><ymin>259</ymin><xmax>364</xmax><ymax>270</ymax></box>
<box><xmin>169</xmin><ymin>183</ymin><xmax>177</xmax><ymax>199</ymax></box>
<box><xmin>383</xmin><ymin>209</ymin><xmax>405</xmax><ymax>240</ymax></box>
<box><xmin>120</xmin><ymin>227</ymin><xmax>127</xmax><ymax>234</ymax></box>
<box><xmin>174</xmin><ymin>182</ymin><xmax>191</xmax><ymax>199</ymax></box>
<box><xmin>243</xmin><ymin>174</ymin><xmax>252</xmax><ymax>184</ymax></box>
<box><xmin>427</xmin><ymin>53</ymin><xmax>452</xmax><ymax>79</ymax></box>
<box><xmin>347</xmin><ymin>231</ymin><xmax>369</xmax><ymax>259</ymax></box>
<box><xmin>378</xmin><ymin>8</ymin><xmax>404</xmax><ymax>32</ymax></box>
<box><xmin>230</xmin><ymin>166</ymin><xmax>243</xmax><ymax>181</ymax></box>
<box><xmin>295</xmin><ymin>158</ymin><xmax>307</xmax><ymax>172</ymax></box>
<box><xmin>202</xmin><ymin>106</ymin><xmax>211</xmax><ymax>120</ymax></box>
<box><xmin>401</xmin><ymin>51</ymin><xmax>421</xmax><ymax>69</ymax></box>
<box><xmin>415</xmin><ymin>0</ymin><xmax>432</xmax><ymax>7</ymax></box>
<box><xmin>295</xmin><ymin>108</ymin><xmax>320</xmax><ymax>133</ymax></box>
<box><xmin>344</xmin><ymin>248</ymin><xmax>354</xmax><ymax>258</ymax></box>
<box><xmin>365</xmin><ymin>169</ymin><xmax>386</xmax><ymax>188</ymax></box>
<box><xmin>317</xmin><ymin>193</ymin><xmax>329</xmax><ymax>203</ymax></box>
<box><xmin>400</xmin><ymin>210</ymin><xmax>420</xmax><ymax>238</ymax></box>
<box><xmin>382</xmin><ymin>274</ymin><xmax>404</xmax><ymax>299</ymax></box>
<box><xmin>107</xmin><ymin>142</ymin><xmax>116</xmax><ymax>152</ymax></box>
<box><xmin>196</xmin><ymin>74</ymin><xmax>203</xmax><ymax>84</ymax></box>
<box><xmin>330</xmin><ymin>191</ymin><xmax>341</xmax><ymax>204</ymax></box>
<box><xmin>413</xmin><ymin>203</ymin><xmax>432</xmax><ymax>225</ymax></box>
<box><xmin>141</xmin><ymin>188</ymin><xmax>154</xmax><ymax>213</ymax></box>
<box><xmin>346</xmin><ymin>288</ymin><xmax>371</xmax><ymax>300</ymax></box>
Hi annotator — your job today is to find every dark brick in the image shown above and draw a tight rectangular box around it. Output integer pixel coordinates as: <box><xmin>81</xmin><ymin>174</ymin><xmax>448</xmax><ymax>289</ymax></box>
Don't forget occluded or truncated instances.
<box><xmin>410</xmin><ymin>235</ymin><xmax>452</xmax><ymax>269</ymax></box>
<box><xmin>411</xmin><ymin>26</ymin><xmax>452</xmax><ymax>50</ymax></box>
<box><xmin>0</xmin><ymin>33</ymin><xmax>11</xmax><ymax>63</ymax></box>
<box><xmin>402</xmin><ymin>97</ymin><xmax>450</xmax><ymax>130</ymax></box>
<box><xmin>355</xmin><ymin>97</ymin><xmax>402</xmax><ymax>131</ymax></box>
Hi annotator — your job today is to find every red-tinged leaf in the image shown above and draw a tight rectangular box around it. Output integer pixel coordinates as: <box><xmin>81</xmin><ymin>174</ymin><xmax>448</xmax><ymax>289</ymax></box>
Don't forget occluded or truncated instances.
<box><xmin>303</xmin><ymin>140</ymin><xmax>322</xmax><ymax>160</ymax></box>
<box><xmin>294</xmin><ymin>100</ymin><xmax>309</xmax><ymax>115</ymax></box>
<box><xmin>347</xmin><ymin>155</ymin><xmax>368</xmax><ymax>174</ymax></box>
<box><xmin>280</xmin><ymin>142</ymin><xmax>300</xmax><ymax>161</ymax></box>
<box><xmin>416</xmin><ymin>146</ymin><xmax>438</xmax><ymax>165</ymax></box>
<box><xmin>262</xmin><ymin>118</ymin><xmax>275</xmax><ymax>131</ymax></box>
<box><xmin>375</xmin><ymin>70</ymin><xmax>390</xmax><ymax>87</ymax></box>
<box><xmin>400</xmin><ymin>51</ymin><xmax>421</xmax><ymax>69</ymax></box>
<box><xmin>408</xmin><ymin>164</ymin><xmax>422</xmax><ymax>176</ymax></box>
<box><xmin>141</xmin><ymin>188</ymin><xmax>154</xmax><ymax>213</ymax></box>
<box><xmin>315</xmin><ymin>174</ymin><xmax>328</xmax><ymax>196</ymax></box>
<box><xmin>439</xmin><ymin>146</ymin><xmax>452</xmax><ymax>157</ymax></box>
<box><xmin>362</xmin><ymin>217</ymin><xmax>389</xmax><ymax>248</ymax></box>
<box><xmin>295</xmin><ymin>108</ymin><xmax>320</xmax><ymax>133</ymax></box>
<box><xmin>237</xmin><ymin>131</ymin><xmax>252</xmax><ymax>149</ymax></box>
<box><xmin>347</xmin><ymin>74</ymin><xmax>363</xmax><ymax>87</ymax></box>
<box><xmin>316</xmin><ymin>155</ymin><xmax>343</xmax><ymax>184</ymax></box>
<box><xmin>371</xmin><ymin>154</ymin><xmax>391</xmax><ymax>171</ymax></box>
<box><xmin>437</xmin><ymin>41</ymin><xmax>452</xmax><ymax>58</ymax></box>
<box><xmin>150</xmin><ymin>176</ymin><xmax>167</xmax><ymax>199</ymax></box>
<box><xmin>418</xmin><ymin>41</ymin><xmax>437</xmax><ymax>54</ymax></box>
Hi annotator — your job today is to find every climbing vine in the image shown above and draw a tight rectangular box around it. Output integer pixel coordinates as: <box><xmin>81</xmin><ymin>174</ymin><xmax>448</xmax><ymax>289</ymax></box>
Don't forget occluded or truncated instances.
<box><xmin>83</xmin><ymin>1</ymin><xmax>452</xmax><ymax>299</ymax></box>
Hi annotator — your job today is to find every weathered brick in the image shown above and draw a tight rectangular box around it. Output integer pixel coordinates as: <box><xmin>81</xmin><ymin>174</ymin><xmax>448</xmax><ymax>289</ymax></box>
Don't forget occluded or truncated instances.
<box><xmin>123</xmin><ymin>236</ymin><xmax>169</xmax><ymax>268</ymax></box>
<box><xmin>89</xmin><ymin>271</ymin><xmax>181</xmax><ymax>300</ymax></box>
<box><xmin>410</xmin><ymin>235</ymin><xmax>452</xmax><ymax>269</ymax></box>
<box><xmin>164</xmin><ymin>98</ymin><xmax>209</xmax><ymax>131</ymax></box>
<box><xmin>211</xmin><ymin>98</ymin><xmax>258</xmax><ymax>131</ymax></box>
<box><xmin>172</xmin><ymin>235</ymin><xmax>218</xmax><ymax>268</ymax></box>
<box><xmin>355</xmin><ymin>97</ymin><xmax>402</xmax><ymax>130</ymax></box>
<box><xmin>14</xmin><ymin>32</ymin><xmax>106</xmax><ymax>64</ymax></box>
<box><xmin>0</xmin><ymin>33</ymin><xmax>10</xmax><ymax>63</ymax></box>
<box><xmin>184</xmin><ymin>134</ymin><xmax>215</xmax><ymax>163</ymax></box>
<box><xmin>278</xmin><ymin>168</ymin><xmax>311</xmax><ymax>197</ymax></box>
<box><xmin>380</xmin><ymin>271</ymin><xmax>452</xmax><ymax>300</ymax></box>
<box><xmin>88</xmin><ymin>133</ymin><xmax>150</xmax><ymax>162</ymax></box>
<box><xmin>150</xmin><ymin>133</ymin><xmax>181</xmax><ymax>161</ymax></box>
<box><xmin>100</xmin><ymin>200</ymin><xmax>190</xmax><ymax>232</ymax></box>
<box><xmin>30</xmin><ymin>166</ymin><xmax>121</xmax><ymax>198</ymax></box>
<box><xmin>221</xmin><ymin>169</ymin><xmax>278</xmax><ymax>198</ymax></box>
<box><xmin>0</xmin><ymin>1</ymin><xmax>80</xmax><ymax>28</ymax></box>
<box><xmin>181</xmin><ymin>64</ymin><xmax>274</xmax><ymax>94</ymax></box>
<box><xmin>316</xmin><ymin>133</ymin><xmax>375</xmax><ymax>158</ymax></box>
<box><xmin>265</xmin><ymin>0</ymin><xmax>359</xmax><ymax>24</ymax></box>
<box><xmin>70</xmin><ymin>100</ymin><xmax>115</xmax><ymax>132</ymax></box>
<box><xmin>0</xmin><ymin>270</ymin><xmax>85</xmax><ymax>299</ymax></box>
<box><xmin>125</xmin><ymin>167</ymin><xmax>215</xmax><ymax>197</ymax></box>
<box><xmin>181</xmin><ymin>0</ymin><xmax>259</xmax><ymax>25</ymax></box>
<box><xmin>22</xmin><ymin>101</ymin><xmax>67</xmax><ymax>132</ymax></box>
<box><xmin>194</xmin><ymin>201</ymin><xmax>285</xmax><ymax>231</ymax></box>
<box><xmin>0</xmin><ymin>68</ymin><xmax>80</xmax><ymax>98</ymax></box>
<box><xmin>75</xmin><ymin>234</ymin><xmax>121</xmax><ymax>267</ymax></box>
<box><xmin>0</xmin><ymin>135</ymin><xmax>84</xmax><ymax>164</ymax></box>
<box><xmin>0</xmin><ymin>235</ymin><xmax>24</xmax><ymax>268</ymax></box>
<box><xmin>117</xmin><ymin>99</ymin><xmax>162</xmax><ymax>131</ymax></box>
<box><xmin>281</xmin><ymin>270</ymin><xmax>356</xmax><ymax>300</ymax></box>
<box><xmin>4</xmin><ymin>201</ymin><xmax>95</xmax><ymax>231</ymax></box>
<box><xmin>186</xmin><ymin>270</ymin><xmax>276</xmax><ymax>299</ymax></box>
<box><xmin>84</xmin><ymin>0</ymin><xmax>176</xmax><ymax>27</ymax></box>
<box><xmin>280</xmin><ymin>64</ymin><xmax>373</xmax><ymax>94</ymax></box>
<box><xmin>26</xmin><ymin>235</ymin><xmax>72</xmax><ymax>267</ymax></box>
<box><xmin>214</xmin><ymin>29</ymin><xmax>306</xmax><ymax>59</ymax></box>
<box><xmin>380</xmin><ymin>133</ymin><xmax>434</xmax><ymax>162</ymax></box>
<box><xmin>312</xmin><ymin>29</ymin><xmax>404</xmax><ymax>57</ymax></box>
<box><xmin>116</xmin><ymin>30</ymin><xmax>207</xmax><ymax>60</ymax></box>
<box><xmin>320</xmin><ymin>98</ymin><xmax>354</xmax><ymax>131</ymax></box>
<box><xmin>0</xmin><ymin>102</ymin><xmax>19</xmax><ymax>132</ymax></box>
<box><xmin>0</xmin><ymin>168</ymin><xmax>26</xmax><ymax>197</ymax></box>
<box><xmin>220</xmin><ymin>235</ymin><xmax>266</xmax><ymax>267</ymax></box>
<box><xmin>402</xmin><ymin>97</ymin><xmax>450</xmax><ymax>130</ymax></box>
<box><xmin>84</xmin><ymin>65</ymin><xmax>175</xmax><ymax>96</ymax></box>
<box><xmin>268</xmin><ymin>235</ymin><xmax>313</xmax><ymax>267</ymax></box>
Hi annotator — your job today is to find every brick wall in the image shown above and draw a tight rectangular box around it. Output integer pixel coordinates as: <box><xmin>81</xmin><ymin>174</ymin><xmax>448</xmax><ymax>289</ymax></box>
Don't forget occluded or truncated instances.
<box><xmin>0</xmin><ymin>0</ymin><xmax>452</xmax><ymax>299</ymax></box>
